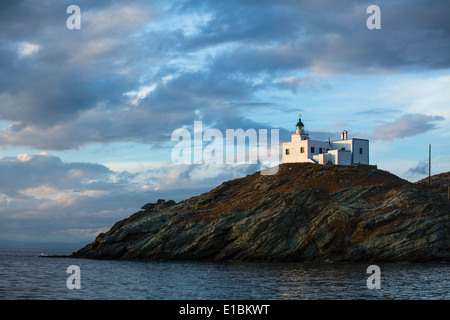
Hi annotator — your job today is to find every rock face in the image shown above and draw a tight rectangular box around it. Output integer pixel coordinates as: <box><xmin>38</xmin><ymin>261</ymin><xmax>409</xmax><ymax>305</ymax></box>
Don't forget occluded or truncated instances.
<box><xmin>71</xmin><ymin>164</ymin><xmax>449</xmax><ymax>262</ymax></box>
<box><xmin>416</xmin><ymin>171</ymin><xmax>450</xmax><ymax>200</ymax></box>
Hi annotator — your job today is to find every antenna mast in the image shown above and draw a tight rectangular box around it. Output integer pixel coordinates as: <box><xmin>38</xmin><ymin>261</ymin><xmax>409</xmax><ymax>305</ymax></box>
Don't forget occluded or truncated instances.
<box><xmin>428</xmin><ymin>144</ymin><xmax>431</xmax><ymax>188</ymax></box>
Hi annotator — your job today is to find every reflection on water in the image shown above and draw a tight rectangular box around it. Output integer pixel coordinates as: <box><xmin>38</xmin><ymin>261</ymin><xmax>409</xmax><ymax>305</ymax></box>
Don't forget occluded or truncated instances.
<box><xmin>0</xmin><ymin>248</ymin><xmax>448</xmax><ymax>299</ymax></box>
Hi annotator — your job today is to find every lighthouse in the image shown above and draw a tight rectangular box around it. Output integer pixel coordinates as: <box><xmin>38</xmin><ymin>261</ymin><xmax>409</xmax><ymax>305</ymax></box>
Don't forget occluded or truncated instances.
<box><xmin>295</xmin><ymin>118</ymin><xmax>310</xmax><ymax>140</ymax></box>
<box><xmin>282</xmin><ymin>118</ymin><xmax>369</xmax><ymax>166</ymax></box>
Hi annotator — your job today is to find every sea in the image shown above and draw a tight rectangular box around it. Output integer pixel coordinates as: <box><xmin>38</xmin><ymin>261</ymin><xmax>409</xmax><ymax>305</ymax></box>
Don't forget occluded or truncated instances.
<box><xmin>0</xmin><ymin>248</ymin><xmax>448</xmax><ymax>300</ymax></box>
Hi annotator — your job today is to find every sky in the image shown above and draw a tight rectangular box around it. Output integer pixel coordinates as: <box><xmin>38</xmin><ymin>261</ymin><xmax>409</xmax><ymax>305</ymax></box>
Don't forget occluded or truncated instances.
<box><xmin>0</xmin><ymin>0</ymin><xmax>449</xmax><ymax>247</ymax></box>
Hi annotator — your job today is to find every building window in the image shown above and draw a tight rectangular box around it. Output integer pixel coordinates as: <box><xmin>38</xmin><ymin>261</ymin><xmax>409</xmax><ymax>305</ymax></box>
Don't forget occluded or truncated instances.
<box><xmin>359</xmin><ymin>148</ymin><xmax>363</xmax><ymax>154</ymax></box>
<box><xmin>285</xmin><ymin>149</ymin><xmax>290</xmax><ymax>155</ymax></box>
<box><xmin>311</xmin><ymin>147</ymin><xmax>315</xmax><ymax>153</ymax></box>
<box><xmin>319</xmin><ymin>148</ymin><xmax>322</xmax><ymax>154</ymax></box>
<box><xmin>300</xmin><ymin>147</ymin><xmax>304</xmax><ymax>153</ymax></box>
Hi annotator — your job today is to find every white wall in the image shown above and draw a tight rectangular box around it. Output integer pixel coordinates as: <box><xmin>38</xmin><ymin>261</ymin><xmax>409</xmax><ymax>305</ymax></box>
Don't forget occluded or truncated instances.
<box><xmin>283</xmin><ymin>137</ymin><xmax>331</xmax><ymax>164</ymax></box>
<box><xmin>316</xmin><ymin>152</ymin><xmax>333</xmax><ymax>164</ymax></box>
<box><xmin>352</xmin><ymin>139</ymin><xmax>369</xmax><ymax>164</ymax></box>
<box><xmin>337</xmin><ymin>150</ymin><xmax>352</xmax><ymax>165</ymax></box>
<box><xmin>282</xmin><ymin>138</ymin><xmax>310</xmax><ymax>163</ymax></box>
<box><xmin>326</xmin><ymin>150</ymin><xmax>351</xmax><ymax>165</ymax></box>
<box><xmin>331</xmin><ymin>140</ymin><xmax>352</xmax><ymax>151</ymax></box>
<box><xmin>307</xmin><ymin>140</ymin><xmax>331</xmax><ymax>159</ymax></box>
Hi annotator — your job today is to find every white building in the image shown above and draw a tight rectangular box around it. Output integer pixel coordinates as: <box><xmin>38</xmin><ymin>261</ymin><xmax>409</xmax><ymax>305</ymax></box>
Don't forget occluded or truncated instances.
<box><xmin>282</xmin><ymin>118</ymin><xmax>369</xmax><ymax>166</ymax></box>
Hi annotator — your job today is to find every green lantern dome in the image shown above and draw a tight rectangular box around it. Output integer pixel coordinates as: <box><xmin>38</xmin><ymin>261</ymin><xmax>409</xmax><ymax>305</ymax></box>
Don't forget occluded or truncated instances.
<box><xmin>296</xmin><ymin>118</ymin><xmax>304</xmax><ymax>128</ymax></box>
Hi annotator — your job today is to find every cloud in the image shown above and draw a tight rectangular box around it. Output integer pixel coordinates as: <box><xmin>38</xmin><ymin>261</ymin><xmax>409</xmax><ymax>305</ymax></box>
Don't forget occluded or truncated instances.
<box><xmin>182</xmin><ymin>0</ymin><xmax>450</xmax><ymax>75</ymax></box>
<box><xmin>0</xmin><ymin>152</ymin><xmax>265</xmax><ymax>243</ymax></box>
<box><xmin>82</xmin><ymin>4</ymin><xmax>153</xmax><ymax>35</ymax></box>
<box><xmin>407</xmin><ymin>160</ymin><xmax>428</xmax><ymax>176</ymax></box>
<box><xmin>1</xmin><ymin>0</ymin><xmax>449</xmax><ymax>151</ymax></box>
<box><xmin>355</xmin><ymin>108</ymin><xmax>401</xmax><ymax>117</ymax></box>
<box><xmin>0</xmin><ymin>152</ymin><xmax>136</xmax><ymax>242</ymax></box>
<box><xmin>0</xmin><ymin>67</ymin><xmax>269</xmax><ymax>149</ymax></box>
<box><xmin>17</xmin><ymin>42</ymin><xmax>40</xmax><ymax>58</ymax></box>
<box><xmin>370</xmin><ymin>113</ymin><xmax>445</xmax><ymax>140</ymax></box>
<box><xmin>275</xmin><ymin>76</ymin><xmax>325</xmax><ymax>93</ymax></box>
<box><xmin>0</xmin><ymin>153</ymin><xmax>113</xmax><ymax>196</ymax></box>
<box><xmin>179</xmin><ymin>0</ymin><xmax>303</xmax><ymax>50</ymax></box>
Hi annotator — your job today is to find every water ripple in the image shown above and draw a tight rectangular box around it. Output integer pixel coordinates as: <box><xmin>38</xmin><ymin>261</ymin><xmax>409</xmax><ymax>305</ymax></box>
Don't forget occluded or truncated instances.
<box><xmin>0</xmin><ymin>248</ymin><xmax>448</xmax><ymax>300</ymax></box>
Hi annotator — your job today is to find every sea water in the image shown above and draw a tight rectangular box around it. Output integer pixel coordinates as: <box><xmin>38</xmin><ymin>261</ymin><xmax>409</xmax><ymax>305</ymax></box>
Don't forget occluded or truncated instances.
<box><xmin>0</xmin><ymin>248</ymin><xmax>448</xmax><ymax>300</ymax></box>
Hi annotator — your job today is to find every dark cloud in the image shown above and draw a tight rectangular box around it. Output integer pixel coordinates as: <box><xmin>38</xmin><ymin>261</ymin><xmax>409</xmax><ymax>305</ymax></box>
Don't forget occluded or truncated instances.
<box><xmin>0</xmin><ymin>0</ymin><xmax>449</xmax><ymax>151</ymax></box>
<box><xmin>0</xmin><ymin>153</ymin><xmax>112</xmax><ymax>196</ymax></box>
<box><xmin>0</xmin><ymin>152</ymin><xmax>264</xmax><ymax>243</ymax></box>
<box><xmin>179</xmin><ymin>1</ymin><xmax>302</xmax><ymax>50</ymax></box>
<box><xmin>0</xmin><ymin>152</ymin><xmax>136</xmax><ymax>242</ymax></box>
<box><xmin>407</xmin><ymin>160</ymin><xmax>428</xmax><ymax>176</ymax></box>
<box><xmin>181</xmin><ymin>0</ymin><xmax>450</xmax><ymax>74</ymax></box>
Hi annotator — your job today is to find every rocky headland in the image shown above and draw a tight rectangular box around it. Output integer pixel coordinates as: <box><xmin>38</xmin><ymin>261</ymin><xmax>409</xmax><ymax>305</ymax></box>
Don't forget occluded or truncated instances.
<box><xmin>71</xmin><ymin>163</ymin><xmax>449</xmax><ymax>262</ymax></box>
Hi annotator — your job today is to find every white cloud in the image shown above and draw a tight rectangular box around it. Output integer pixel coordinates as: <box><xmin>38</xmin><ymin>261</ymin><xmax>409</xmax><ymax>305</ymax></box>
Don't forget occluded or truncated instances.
<box><xmin>124</xmin><ymin>84</ymin><xmax>157</xmax><ymax>106</ymax></box>
<box><xmin>105</xmin><ymin>161</ymin><xmax>166</xmax><ymax>173</ymax></box>
<box><xmin>24</xmin><ymin>185</ymin><xmax>60</xmax><ymax>197</ymax></box>
<box><xmin>83</xmin><ymin>5</ymin><xmax>152</xmax><ymax>35</ymax></box>
<box><xmin>16</xmin><ymin>153</ymin><xmax>32</xmax><ymax>162</ymax></box>
<box><xmin>382</xmin><ymin>73</ymin><xmax>450</xmax><ymax>126</ymax></box>
<box><xmin>17</xmin><ymin>43</ymin><xmax>40</xmax><ymax>58</ymax></box>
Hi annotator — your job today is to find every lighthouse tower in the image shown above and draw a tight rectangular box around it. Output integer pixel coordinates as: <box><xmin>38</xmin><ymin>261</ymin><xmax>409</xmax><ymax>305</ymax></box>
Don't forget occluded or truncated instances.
<box><xmin>295</xmin><ymin>118</ymin><xmax>309</xmax><ymax>140</ymax></box>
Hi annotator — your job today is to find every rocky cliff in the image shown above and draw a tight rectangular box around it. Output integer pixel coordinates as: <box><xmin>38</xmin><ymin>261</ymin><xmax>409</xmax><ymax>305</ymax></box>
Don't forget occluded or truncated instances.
<box><xmin>71</xmin><ymin>163</ymin><xmax>449</xmax><ymax>262</ymax></box>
